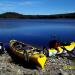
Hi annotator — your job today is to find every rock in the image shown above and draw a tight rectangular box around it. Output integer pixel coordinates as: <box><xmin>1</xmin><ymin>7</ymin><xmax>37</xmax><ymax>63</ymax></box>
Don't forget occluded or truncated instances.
<box><xmin>59</xmin><ymin>69</ymin><xmax>69</xmax><ymax>75</ymax></box>
<box><xmin>0</xmin><ymin>51</ymin><xmax>75</xmax><ymax>75</ymax></box>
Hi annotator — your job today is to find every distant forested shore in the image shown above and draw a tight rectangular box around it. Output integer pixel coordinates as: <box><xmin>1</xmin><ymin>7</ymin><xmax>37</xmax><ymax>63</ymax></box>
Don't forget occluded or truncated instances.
<box><xmin>0</xmin><ymin>12</ymin><xmax>75</xmax><ymax>19</ymax></box>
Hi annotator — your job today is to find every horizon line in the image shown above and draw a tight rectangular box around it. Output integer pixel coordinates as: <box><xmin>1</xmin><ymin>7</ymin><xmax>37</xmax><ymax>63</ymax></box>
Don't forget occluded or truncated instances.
<box><xmin>0</xmin><ymin>11</ymin><xmax>75</xmax><ymax>15</ymax></box>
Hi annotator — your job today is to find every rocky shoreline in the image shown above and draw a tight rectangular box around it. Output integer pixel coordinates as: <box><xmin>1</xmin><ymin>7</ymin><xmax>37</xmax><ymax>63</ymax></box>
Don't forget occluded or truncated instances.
<box><xmin>0</xmin><ymin>51</ymin><xmax>75</xmax><ymax>75</ymax></box>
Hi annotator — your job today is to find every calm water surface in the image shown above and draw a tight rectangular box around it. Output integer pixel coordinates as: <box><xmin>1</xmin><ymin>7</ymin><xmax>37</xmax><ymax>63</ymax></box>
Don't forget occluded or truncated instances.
<box><xmin>0</xmin><ymin>19</ymin><xmax>75</xmax><ymax>48</ymax></box>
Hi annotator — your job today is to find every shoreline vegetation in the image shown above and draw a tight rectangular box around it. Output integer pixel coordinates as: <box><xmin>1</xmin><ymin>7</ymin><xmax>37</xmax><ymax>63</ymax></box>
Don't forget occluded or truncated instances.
<box><xmin>0</xmin><ymin>12</ymin><xmax>75</xmax><ymax>19</ymax></box>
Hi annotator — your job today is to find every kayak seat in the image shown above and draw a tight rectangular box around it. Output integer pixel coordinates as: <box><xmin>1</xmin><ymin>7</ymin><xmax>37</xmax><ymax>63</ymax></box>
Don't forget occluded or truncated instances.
<box><xmin>16</xmin><ymin>49</ymin><xmax>24</xmax><ymax>54</ymax></box>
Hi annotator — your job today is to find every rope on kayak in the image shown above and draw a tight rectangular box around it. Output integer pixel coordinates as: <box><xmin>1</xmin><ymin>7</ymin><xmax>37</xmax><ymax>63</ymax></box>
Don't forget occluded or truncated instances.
<box><xmin>43</xmin><ymin>47</ymin><xmax>49</xmax><ymax>57</ymax></box>
<box><xmin>61</xmin><ymin>46</ymin><xmax>75</xmax><ymax>57</ymax></box>
<box><xmin>23</xmin><ymin>50</ymin><xmax>29</xmax><ymax>62</ymax></box>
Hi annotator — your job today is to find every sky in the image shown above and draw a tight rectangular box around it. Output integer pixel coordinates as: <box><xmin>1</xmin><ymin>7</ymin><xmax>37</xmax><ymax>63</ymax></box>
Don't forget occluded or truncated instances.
<box><xmin>0</xmin><ymin>0</ymin><xmax>75</xmax><ymax>15</ymax></box>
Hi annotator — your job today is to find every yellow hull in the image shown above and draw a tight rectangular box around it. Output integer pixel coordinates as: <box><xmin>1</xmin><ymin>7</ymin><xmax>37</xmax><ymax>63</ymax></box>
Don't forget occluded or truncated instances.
<box><xmin>48</xmin><ymin>48</ymin><xmax>57</xmax><ymax>56</ymax></box>
<box><xmin>30</xmin><ymin>54</ymin><xmax>46</xmax><ymax>69</ymax></box>
<box><xmin>44</xmin><ymin>41</ymin><xmax>75</xmax><ymax>57</ymax></box>
<box><xmin>48</xmin><ymin>47</ymin><xmax>64</xmax><ymax>56</ymax></box>
<box><xmin>9</xmin><ymin>40</ymin><xmax>46</xmax><ymax>69</ymax></box>
<box><xmin>48</xmin><ymin>42</ymin><xmax>75</xmax><ymax>56</ymax></box>
<box><xmin>64</xmin><ymin>42</ymin><xmax>75</xmax><ymax>51</ymax></box>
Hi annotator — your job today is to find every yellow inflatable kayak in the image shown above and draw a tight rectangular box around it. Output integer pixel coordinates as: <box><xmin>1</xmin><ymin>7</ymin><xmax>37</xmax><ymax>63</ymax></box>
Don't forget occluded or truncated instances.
<box><xmin>71</xmin><ymin>42</ymin><xmax>75</xmax><ymax>47</ymax></box>
<box><xmin>62</xmin><ymin>42</ymin><xmax>75</xmax><ymax>51</ymax></box>
<box><xmin>43</xmin><ymin>47</ymin><xmax>64</xmax><ymax>56</ymax></box>
<box><xmin>48</xmin><ymin>48</ymin><xmax>57</xmax><ymax>56</ymax></box>
<box><xmin>43</xmin><ymin>48</ymin><xmax>58</xmax><ymax>56</ymax></box>
<box><xmin>43</xmin><ymin>41</ymin><xmax>75</xmax><ymax>56</ymax></box>
<box><xmin>9</xmin><ymin>40</ymin><xmax>46</xmax><ymax>69</ymax></box>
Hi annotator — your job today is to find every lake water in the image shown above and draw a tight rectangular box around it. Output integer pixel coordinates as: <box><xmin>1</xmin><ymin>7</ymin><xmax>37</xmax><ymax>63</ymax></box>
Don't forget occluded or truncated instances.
<box><xmin>0</xmin><ymin>19</ymin><xmax>75</xmax><ymax>48</ymax></box>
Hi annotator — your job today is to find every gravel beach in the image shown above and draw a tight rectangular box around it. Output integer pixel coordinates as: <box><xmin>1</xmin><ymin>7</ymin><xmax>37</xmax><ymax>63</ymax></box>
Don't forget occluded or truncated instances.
<box><xmin>0</xmin><ymin>51</ymin><xmax>75</xmax><ymax>75</ymax></box>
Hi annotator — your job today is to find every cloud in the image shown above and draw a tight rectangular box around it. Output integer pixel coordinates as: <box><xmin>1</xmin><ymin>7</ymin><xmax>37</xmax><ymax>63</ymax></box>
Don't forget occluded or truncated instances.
<box><xmin>0</xmin><ymin>1</ymin><xmax>40</xmax><ymax>7</ymax></box>
<box><xmin>20</xmin><ymin>1</ymin><xmax>33</xmax><ymax>5</ymax></box>
<box><xmin>0</xmin><ymin>2</ymin><xmax>17</xmax><ymax>12</ymax></box>
<box><xmin>19</xmin><ymin>1</ymin><xmax>41</xmax><ymax>6</ymax></box>
<box><xmin>0</xmin><ymin>2</ymin><xmax>16</xmax><ymax>7</ymax></box>
<box><xmin>0</xmin><ymin>0</ymin><xmax>42</xmax><ymax>13</ymax></box>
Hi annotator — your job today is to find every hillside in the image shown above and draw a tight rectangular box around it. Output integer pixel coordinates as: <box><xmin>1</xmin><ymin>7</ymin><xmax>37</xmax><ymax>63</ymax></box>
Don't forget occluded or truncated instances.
<box><xmin>0</xmin><ymin>12</ymin><xmax>75</xmax><ymax>19</ymax></box>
